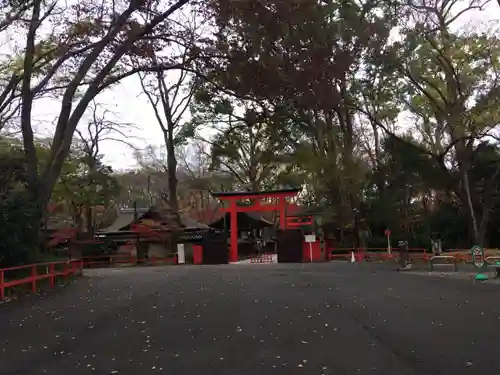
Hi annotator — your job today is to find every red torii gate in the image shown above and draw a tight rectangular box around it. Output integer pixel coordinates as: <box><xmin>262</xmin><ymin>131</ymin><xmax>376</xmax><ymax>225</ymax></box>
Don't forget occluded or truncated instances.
<box><xmin>211</xmin><ymin>188</ymin><xmax>300</xmax><ymax>263</ymax></box>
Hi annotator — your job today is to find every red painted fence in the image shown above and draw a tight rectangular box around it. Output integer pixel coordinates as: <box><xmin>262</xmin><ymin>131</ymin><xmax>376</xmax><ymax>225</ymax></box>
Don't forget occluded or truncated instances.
<box><xmin>250</xmin><ymin>253</ymin><xmax>274</xmax><ymax>263</ymax></box>
<box><xmin>3</xmin><ymin>247</ymin><xmax>484</xmax><ymax>301</ymax></box>
<box><xmin>0</xmin><ymin>259</ymin><xmax>83</xmax><ymax>301</ymax></box>
<box><xmin>328</xmin><ymin>247</ymin><xmax>431</xmax><ymax>262</ymax></box>
<box><xmin>0</xmin><ymin>254</ymin><xmax>180</xmax><ymax>301</ymax></box>
<box><xmin>327</xmin><ymin>247</ymin><xmax>493</xmax><ymax>263</ymax></box>
<box><xmin>80</xmin><ymin>254</ymin><xmax>178</xmax><ymax>268</ymax></box>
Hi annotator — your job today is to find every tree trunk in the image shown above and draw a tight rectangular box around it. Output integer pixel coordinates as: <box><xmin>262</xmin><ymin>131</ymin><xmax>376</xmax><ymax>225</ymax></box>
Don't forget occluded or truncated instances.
<box><xmin>85</xmin><ymin>203</ymin><xmax>93</xmax><ymax>234</ymax></box>
<box><xmin>403</xmin><ymin>184</ymin><xmax>409</xmax><ymax>237</ymax></box>
<box><xmin>164</xmin><ymin>129</ymin><xmax>179</xmax><ymax>214</ymax></box>
<box><xmin>399</xmin><ymin>184</ymin><xmax>410</xmax><ymax>267</ymax></box>
<box><xmin>73</xmin><ymin>204</ymin><xmax>83</xmax><ymax>231</ymax></box>
<box><xmin>461</xmin><ymin>170</ymin><xmax>480</xmax><ymax>245</ymax></box>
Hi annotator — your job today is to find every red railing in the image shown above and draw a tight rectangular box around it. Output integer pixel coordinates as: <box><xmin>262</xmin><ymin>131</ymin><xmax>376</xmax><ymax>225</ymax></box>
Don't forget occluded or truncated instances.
<box><xmin>327</xmin><ymin>247</ymin><xmax>431</xmax><ymax>262</ymax></box>
<box><xmin>249</xmin><ymin>253</ymin><xmax>274</xmax><ymax>263</ymax></box>
<box><xmin>326</xmin><ymin>247</ymin><xmax>500</xmax><ymax>263</ymax></box>
<box><xmin>80</xmin><ymin>254</ymin><xmax>178</xmax><ymax>268</ymax></box>
<box><xmin>0</xmin><ymin>259</ymin><xmax>83</xmax><ymax>301</ymax></box>
<box><xmin>328</xmin><ymin>247</ymin><xmax>355</xmax><ymax>261</ymax></box>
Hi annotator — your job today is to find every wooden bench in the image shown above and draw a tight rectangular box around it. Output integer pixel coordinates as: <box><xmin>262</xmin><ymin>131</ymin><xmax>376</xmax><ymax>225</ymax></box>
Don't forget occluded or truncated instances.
<box><xmin>430</xmin><ymin>255</ymin><xmax>458</xmax><ymax>272</ymax></box>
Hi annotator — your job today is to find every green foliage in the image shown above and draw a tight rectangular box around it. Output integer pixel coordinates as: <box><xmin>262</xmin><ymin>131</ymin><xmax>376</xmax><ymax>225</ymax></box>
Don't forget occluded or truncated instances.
<box><xmin>0</xmin><ymin>137</ymin><xmax>122</xmax><ymax>267</ymax></box>
<box><xmin>55</xmin><ymin>154</ymin><xmax>120</xmax><ymax>208</ymax></box>
<box><xmin>0</xmin><ymin>143</ymin><xmax>39</xmax><ymax>267</ymax></box>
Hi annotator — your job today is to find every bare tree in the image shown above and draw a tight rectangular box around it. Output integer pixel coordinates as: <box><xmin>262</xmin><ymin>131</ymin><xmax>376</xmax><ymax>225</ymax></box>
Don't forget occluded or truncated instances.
<box><xmin>176</xmin><ymin>141</ymin><xmax>235</xmax><ymax>221</ymax></box>
<box><xmin>0</xmin><ymin>0</ymin><xmax>34</xmax><ymax>33</ymax></box>
<box><xmin>134</xmin><ymin>144</ymin><xmax>195</xmax><ymax>211</ymax></box>
<box><xmin>0</xmin><ymin>0</ymin><xmax>39</xmax><ymax>131</ymax></box>
<box><xmin>74</xmin><ymin>100</ymin><xmax>140</xmax><ymax>164</ymax></box>
<box><xmin>133</xmin><ymin>141</ymin><xmax>234</xmax><ymax>222</ymax></box>
<box><xmin>138</xmin><ymin>9</ymin><xmax>201</xmax><ymax>214</ymax></box>
<box><xmin>59</xmin><ymin>101</ymin><xmax>137</xmax><ymax>232</ymax></box>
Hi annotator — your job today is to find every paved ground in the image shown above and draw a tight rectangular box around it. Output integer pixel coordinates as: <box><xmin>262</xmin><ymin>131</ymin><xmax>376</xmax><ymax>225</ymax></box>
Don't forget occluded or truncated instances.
<box><xmin>1</xmin><ymin>263</ymin><xmax>500</xmax><ymax>375</ymax></box>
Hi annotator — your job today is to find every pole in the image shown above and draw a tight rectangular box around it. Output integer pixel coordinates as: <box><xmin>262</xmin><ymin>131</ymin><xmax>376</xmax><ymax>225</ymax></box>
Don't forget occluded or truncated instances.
<box><xmin>402</xmin><ymin>184</ymin><xmax>409</xmax><ymax>266</ymax></box>
<box><xmin>147</xmin><ymin>175</ymin><xmax>152</xmax><ymax>205</ymax></box>
<box><xmin>387</xmin><ymin>234</ymin><xmax>392</xmax><ymax>255</ymax></box>
<box><xmin>279</xmin><ymin>197</ymin><xmax>286</xmax><ymax>229</ymax></box>
<box><xmin>309</xmin><ymin>242</ymin><xmax>313</xmax><ymax>263</ymax></box>
<box><xmin>230</xmin><ymin>200</ymin><xmax>238</xmax><ymax>263</ymax></box>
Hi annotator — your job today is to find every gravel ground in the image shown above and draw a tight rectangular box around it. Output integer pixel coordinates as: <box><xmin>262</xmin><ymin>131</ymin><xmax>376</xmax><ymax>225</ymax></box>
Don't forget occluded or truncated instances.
<box><xmin>1</xmin><ymin>263</ymin><xmax>500</xmax><ymax>375</ymax></box>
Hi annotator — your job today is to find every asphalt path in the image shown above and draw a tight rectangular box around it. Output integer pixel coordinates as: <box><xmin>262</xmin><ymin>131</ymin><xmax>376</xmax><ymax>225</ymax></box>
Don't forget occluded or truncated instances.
<box><xmin>1</xmin><ymin>263</ymin><xmax>500</xmax><ymax>375</ymax></box>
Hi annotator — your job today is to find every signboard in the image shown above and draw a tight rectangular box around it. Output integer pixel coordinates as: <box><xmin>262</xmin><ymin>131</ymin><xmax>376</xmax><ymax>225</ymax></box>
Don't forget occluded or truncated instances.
<box><xmin>304</xmin><ymin>234</ymin><xmax>316</xmax><ymax>243</ymax></box>
<box><xmin>173</xmin><ymin>230</ymin><xmax>208</xmax><ymax>244</ymax></box>
<box><xmin>384</xmin><ymin>229</ymin><xmax>391</xmax><ymax>237</ymax></box>
<box><xmin>471</xmin><ymin>245</ymin><xmax>485</xmax><ymax>269</ymax></box>
<box><xmin>177</xmin><ymin>243</ymin><xmax>186</xmax><ymax>264</ymax></box>
<box><xmin>304</xmin><ymin>234</ymin><xmax>315</xmax><ymax>263</ymax></box>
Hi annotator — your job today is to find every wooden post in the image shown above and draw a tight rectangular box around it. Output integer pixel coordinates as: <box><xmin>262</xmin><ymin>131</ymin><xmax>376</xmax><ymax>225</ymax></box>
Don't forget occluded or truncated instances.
<box><xmin>64</xmin><ymin>262</ymin><xmax>70</xmax><ymax>283</ymax></box>
<box><xmin>50</xmin><ymin>263</ymin><xmax>55</xmax><ymax>287</ymax></box>
<box><xmin>0</xmin><ymin>270</ymin><xmax>4</xmax><ymax>300</ymax></box>
<box><xmin>230</xmin><ymin>199</ymin><xmax>238</xmax><ymax>263</ymax></box>
<box><xmin>279</xmin><ymin>197</ymin><xmax>286</xmax><ymax>229</ymax></box>
<box><xmin>31</xmin><ymin>265</ymin><xmax>37</xmax><ymax>293</ymax></box>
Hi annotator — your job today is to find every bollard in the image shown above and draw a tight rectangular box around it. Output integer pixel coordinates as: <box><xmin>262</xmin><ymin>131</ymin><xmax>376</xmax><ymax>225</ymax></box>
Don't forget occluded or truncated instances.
<box><xmin>398</xmin><ymin>240</ymin><xmax>409</xmax><ymax>268</ymax></box>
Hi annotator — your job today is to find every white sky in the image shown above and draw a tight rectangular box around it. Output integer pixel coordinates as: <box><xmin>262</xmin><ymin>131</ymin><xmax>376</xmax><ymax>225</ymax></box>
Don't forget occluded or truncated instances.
<box><xmin>7</xmin><ymin>1</ymin><xmax>500</xmax><ymax>171</ymax></box>
<box><xmin>33</xmin><ymin>74</ymin><xmax>160</xmax><ymax>171</ymax></box>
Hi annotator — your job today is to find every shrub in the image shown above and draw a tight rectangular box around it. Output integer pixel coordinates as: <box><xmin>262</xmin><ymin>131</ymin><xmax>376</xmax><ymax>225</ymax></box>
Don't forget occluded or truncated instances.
<box><xmin>0</xmin><ymin>149</ymin><xmax>40</xmax><ymax>267</ymax></box>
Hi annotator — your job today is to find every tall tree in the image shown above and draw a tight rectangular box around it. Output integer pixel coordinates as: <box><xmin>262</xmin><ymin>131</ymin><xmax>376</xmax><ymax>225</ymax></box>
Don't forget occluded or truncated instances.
<box><xmin>138</xmin><ymin>9</ymin><xmax>201</xmax><ymax>213</ymax></box>
<box><xmin>198</xmin><ymin>0</ymin><xmax>400</xmax><ymax>240</ymax></box>
<box><xmin>190</xmin><ymin>95</ymin><xmax>291</xmax><ymax>191</ymax></box>
<box><xmin>380</xmin><ymin>0</ymin><xmax>500</xmax><ymax>245</ymax></box>
<box><xmin>69</xmin><ymin>101</ymin><xmax>131</xmax><ymax>232</ymax></box>
<box><xmin>176</xmin><ymin>140</ymin><xmax>234</xmax><ymax>219</ymax></box>
<box><xmin>12</xmin><ymin>0</ymin><xmax>192</xmax><ymax>236</ymax></box>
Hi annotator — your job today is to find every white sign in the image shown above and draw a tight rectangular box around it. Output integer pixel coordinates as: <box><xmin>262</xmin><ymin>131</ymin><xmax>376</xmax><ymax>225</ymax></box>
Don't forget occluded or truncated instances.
<box><xmin>304</xmin><ymin>234</ymin><xmax>315</xmax><ymax>263</ymax></box>
<box><xmin>177</xmin><ymin>243</ymin><xmax>185</xmax><ymax>264</ymax></box>
<box><xmin>304</xmin><ymin>234</ymin><xmax>316</xmax><ymax>243</ymax></box>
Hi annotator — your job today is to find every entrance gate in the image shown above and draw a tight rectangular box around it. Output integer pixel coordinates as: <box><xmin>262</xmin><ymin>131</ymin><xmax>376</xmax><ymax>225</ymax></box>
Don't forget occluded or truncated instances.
<box><xmin>202</xmin><ymin>232</ymin><xmax>229</xmax><ymax>264</ymax></box>
<box><xmin>211</xmin><ymin>188</ymin><xmax>301</xmax><ymax>263</ymax></box>
<box><xmin>276</xmin><ymin>229</ymin><xmax>303</xmax><ymax>263</ymax></box>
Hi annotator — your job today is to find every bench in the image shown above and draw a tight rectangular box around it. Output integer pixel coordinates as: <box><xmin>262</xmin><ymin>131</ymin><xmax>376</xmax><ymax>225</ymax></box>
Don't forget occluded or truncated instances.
<box><xmin>430</xmin><ymin>255</ymin><xmax>458</xmax><ymax>272</ymax></box>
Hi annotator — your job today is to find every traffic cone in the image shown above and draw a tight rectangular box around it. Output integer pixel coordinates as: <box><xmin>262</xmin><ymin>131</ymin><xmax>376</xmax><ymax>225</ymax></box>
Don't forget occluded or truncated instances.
<box><xmin>350</xmin><ymin>251</ymin><xmax>356</xmax><ymax>263</ymax></box>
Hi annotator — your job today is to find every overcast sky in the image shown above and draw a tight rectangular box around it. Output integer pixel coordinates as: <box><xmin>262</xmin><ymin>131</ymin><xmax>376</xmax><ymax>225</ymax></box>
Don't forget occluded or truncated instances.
<box><xmin>7</xmin><ymin>1</ymin><xmax>500</xmax><ymax>171</ymax></box>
